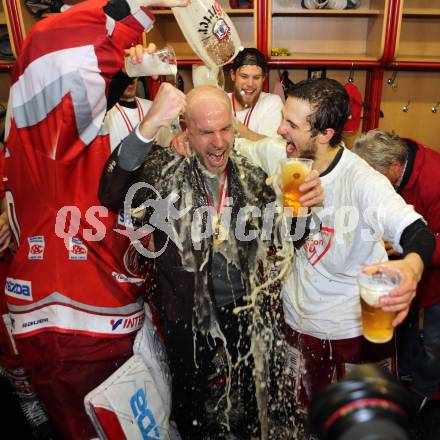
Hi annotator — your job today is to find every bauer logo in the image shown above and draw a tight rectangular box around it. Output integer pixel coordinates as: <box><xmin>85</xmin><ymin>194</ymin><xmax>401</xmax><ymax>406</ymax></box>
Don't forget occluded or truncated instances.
<box><xmin>130</xmin><ymin>388</ymin><xmax>160</xmax><ymax>440</ymax></box>
<box><xmin>5</xmin><ymin>278</ymin><xmax>33</xmax><ymax>301</ymax></box>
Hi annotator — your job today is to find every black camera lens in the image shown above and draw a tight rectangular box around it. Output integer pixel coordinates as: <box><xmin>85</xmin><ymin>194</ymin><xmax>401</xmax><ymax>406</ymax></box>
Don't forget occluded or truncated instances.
<box><xmin>308</xmin><ymin>364</ymin><xmax>417</xmax><ymax>440</ymax></box>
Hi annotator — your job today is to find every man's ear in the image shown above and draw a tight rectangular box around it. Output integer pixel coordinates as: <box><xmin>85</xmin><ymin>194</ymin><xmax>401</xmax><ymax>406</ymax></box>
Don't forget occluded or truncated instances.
<box><xmin>230</xmin><ymin>69</ymin><xmax>236</xmax><ymax>82</ymax></box>
<box><xmin>318</xmin><ymin>128</ymin><xmax>335</xmax><ymax>145</ymax></box>
<box><xmin>390</xmin><ymin>160</ymin><xmax>405</xmax><ymax>177</ymax></box>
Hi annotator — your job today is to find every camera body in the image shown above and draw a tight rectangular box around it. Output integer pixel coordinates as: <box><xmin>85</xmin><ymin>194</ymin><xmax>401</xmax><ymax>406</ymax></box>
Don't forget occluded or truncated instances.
<box><xmin>308</xmin><ymin>364</ymin><xmax>416</xmax><ymax>440</ymax></box>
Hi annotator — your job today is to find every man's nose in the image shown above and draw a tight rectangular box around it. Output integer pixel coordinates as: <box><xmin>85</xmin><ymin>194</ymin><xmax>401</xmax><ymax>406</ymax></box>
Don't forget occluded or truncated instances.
<box><xmin>245</xmin><ymin>78</ymin><xmax>255</xmax><ymax>88</ymax></box>
<box><xmin>213</xmin><ymin>131</ymin><xmax>224</xmax><ymax>147</ymax></box>
<box><xmin>277</xmin><ymin>122</ymin><xmax>286</xmax><ymax>136</ymax></box>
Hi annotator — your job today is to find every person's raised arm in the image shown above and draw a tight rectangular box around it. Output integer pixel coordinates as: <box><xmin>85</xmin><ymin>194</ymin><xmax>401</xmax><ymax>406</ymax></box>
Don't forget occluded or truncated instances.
<box><xmin>99</xmin><ymin>82</ymin><xmax>186</xmax><ymax>210</ymax></box>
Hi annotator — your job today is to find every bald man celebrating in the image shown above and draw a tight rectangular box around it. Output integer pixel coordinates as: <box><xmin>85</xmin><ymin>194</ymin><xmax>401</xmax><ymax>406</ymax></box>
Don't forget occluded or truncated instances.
<box><xmin>100</xmin><ymin>83</ymin><xmax>322</xmax><ymax>438</ymax></box>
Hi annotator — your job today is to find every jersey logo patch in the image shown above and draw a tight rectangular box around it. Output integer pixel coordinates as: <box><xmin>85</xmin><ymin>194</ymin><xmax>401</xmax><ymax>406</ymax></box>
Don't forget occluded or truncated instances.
<box><xmin>68</xmin><ymin>237</ymin><xmax>87</xmax><ymax>260</ymax></box>
<box><xmin>28</xmin><ymin>236</ymin><xmax>45</xmax><ymax>260</ymax></box>
<box><xmin>5</xmin><ymin>278</ymin><xmax>33</xmax><ymax>301</ymax></box>
<box><xmin>304</xmin><ymin>226</ymin><xmax>335</xmax><ymax>266</ymax></box>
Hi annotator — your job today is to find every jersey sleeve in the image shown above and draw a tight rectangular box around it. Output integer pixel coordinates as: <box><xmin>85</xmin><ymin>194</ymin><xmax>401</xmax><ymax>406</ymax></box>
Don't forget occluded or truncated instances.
<box><xmin>8</xmin><ymin>0</ymin><xmax>154</xmax><ymax>163</ymax></box>
<box><xmin>234</xmin><ymin>137</ymin><xmax>287</xmax><ymax>176</ymax></box>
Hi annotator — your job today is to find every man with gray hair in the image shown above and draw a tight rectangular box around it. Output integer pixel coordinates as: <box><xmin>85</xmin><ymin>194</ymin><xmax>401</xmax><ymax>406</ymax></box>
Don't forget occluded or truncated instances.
<box><xmin>353</xmin><ymin>129</ymin><xmax>440</xmax><ymax>403</ymax></box>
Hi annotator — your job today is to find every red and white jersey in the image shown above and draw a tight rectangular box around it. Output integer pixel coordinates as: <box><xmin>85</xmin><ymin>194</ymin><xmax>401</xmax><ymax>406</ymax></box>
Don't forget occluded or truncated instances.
<box><xmin>3</xmin><ymin>0</ymin><xmax>155</xmax><ymax>338</ymax></box>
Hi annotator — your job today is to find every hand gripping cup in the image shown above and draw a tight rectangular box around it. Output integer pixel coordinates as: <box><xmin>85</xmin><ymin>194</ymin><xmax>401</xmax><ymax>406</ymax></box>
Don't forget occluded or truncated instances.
<box><xmin>280</xmin><ymin>158</ymin><xmax>313</xmax><ymax>216</ymax></box>
<box><xmin>125</xmin><ymin>46</ymin><xmax>177</xmax><ymax>78</ymax></box>
<box><xmin>358</xmin><ymin>266</ymin><xmax>403</xmax><ymax>343</ymax></box>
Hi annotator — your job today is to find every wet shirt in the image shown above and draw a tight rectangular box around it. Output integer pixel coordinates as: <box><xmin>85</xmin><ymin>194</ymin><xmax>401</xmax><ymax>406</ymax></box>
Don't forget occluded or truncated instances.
<box><xmin>202</xmin><ymin>169</ymin><xmax>246</xmax><ymax>307</ymax></box>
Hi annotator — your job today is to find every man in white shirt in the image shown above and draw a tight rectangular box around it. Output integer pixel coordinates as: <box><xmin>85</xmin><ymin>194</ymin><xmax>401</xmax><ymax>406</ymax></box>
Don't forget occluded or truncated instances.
<box><xmin>229</xmin><ymin>48</ymin><xmax>283</xmax><ymax>141</ymax></box>
<box><xmin>105</xmin><ymin>77</ymin><xmax>173</xmax><ymax>150</ymax></box>
<box><xmin>236</xmin><ymin>78</ymin><xmax>435</xmax><ymax>418</ymax></box>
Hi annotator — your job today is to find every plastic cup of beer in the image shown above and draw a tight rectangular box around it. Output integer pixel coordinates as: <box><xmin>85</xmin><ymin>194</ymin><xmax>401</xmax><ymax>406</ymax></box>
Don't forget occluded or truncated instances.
<box><xmin>358</xmin><ymin>266</ymin><xmax>403</xmax><ymax>343</ymax></box>
<box><xmin>280</xmin><ymin>158</ymin><xmax>313</xmax><ymax>216</ymax></box>
<box><xmin>125</xmin><ymin>46</ymin><xmax>177</xmax><ymax>78</ymax></box>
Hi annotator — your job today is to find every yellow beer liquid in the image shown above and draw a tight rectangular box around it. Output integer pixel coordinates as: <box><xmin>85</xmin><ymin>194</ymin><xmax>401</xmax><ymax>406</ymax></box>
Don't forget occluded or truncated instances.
<box><xmin>282</xmin><ymin>162</ymin><xmax>309</xmax><ymax>216</ymax></box>
<box><xmin>360</xmin><ymin>297</ymin><xmax>395</xmax><ymax>343</ymax></box>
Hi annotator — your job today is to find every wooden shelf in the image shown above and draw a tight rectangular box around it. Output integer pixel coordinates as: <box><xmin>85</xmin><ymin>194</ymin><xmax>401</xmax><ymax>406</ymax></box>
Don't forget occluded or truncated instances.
<box><xmin>151</xmin><ymin>8</ymin><xmax>254</xmax><ymax>15</ymax></box>
<box><xmin>271</xmin><ymin>8</ymin><xmax>383</xmax><ymax>16</ymax></box>
<box><xmin>268</xmin><ymin>0</ymin><xmax>388</xmax><ymax>62</ymax></box>
<box><xmin>395</xmin><ymin>11</ymin><xmax>440</xmax><ymax>64</ymax></box>
<box><xmin>402</xmin><ymin>8</ymin><xmax>440</xmax><ymax>17</ymax></box>
<box><xmin>395</xmin><ymin>54</ymin><xmax>440</xmax><ymax>63</ymax></box>
<box><xmin>271</xmin><ymin>53</ymin><xmax>379</xmax><ymax>61</ymax></box>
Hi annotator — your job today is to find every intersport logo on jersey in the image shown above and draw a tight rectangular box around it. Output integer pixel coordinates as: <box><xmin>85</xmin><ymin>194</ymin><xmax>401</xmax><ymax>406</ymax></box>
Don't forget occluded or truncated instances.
<box><xmin>54</xmin><ymin>182</ymin><xmax>390</xmax><ymax>259</ymax></box>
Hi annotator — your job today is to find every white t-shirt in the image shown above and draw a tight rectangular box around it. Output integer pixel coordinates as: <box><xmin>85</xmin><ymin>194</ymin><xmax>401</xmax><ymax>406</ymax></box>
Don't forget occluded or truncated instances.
<box><xmin>236</xmin><ymin>141</ymin><xmax>422</xmax><ymax>340</ymax></box>
<box><xmin>104</xmin><ymin>98</ymin><xmax>172</xmax><ymax>151</ymax></box>
<box><xmin>228</xmin><ymin>92</ymin><xmax>283</xmax><ymax>137</ymax></box>
<box><xmin>283</xmin><ymin>148</ymin><xmax>421</xmax><ymax>340</ymax></box>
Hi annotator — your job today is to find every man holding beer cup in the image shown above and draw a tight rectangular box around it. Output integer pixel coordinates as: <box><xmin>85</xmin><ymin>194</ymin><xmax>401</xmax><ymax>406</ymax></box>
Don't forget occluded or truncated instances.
<box><xmin>279</xmin><ymin>78</ymin><xmax>435</xmax><ymax>417</ymax></box>
<box><xmin>229</xmin><ymin>78</ymin><xmax>435</xmax><ymax>418</ymax></box>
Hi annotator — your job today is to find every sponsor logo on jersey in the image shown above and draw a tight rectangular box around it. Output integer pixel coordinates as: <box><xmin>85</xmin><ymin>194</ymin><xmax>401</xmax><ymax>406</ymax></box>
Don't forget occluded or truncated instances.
<box><xmin>118</xmin><ymin>209</ymin><xmax>134</xmax><ymax>228</ymax></box>
<box><xmin>28</xmin><ymin>236</ymin><xmax>45</xmax><ymax>260</ymax></box>
<box><xmin>5</xmin><ymin>278</ymin><xmax>33</xmax><ymax>301</ymax></box>
<box><xmin>22</xmin><ymin>318</ymin><xmax>49</xmax><ymax>329</ymax></box>
<box><xmin>130</xmin><ymin>388</ymin><xmax>160</xmax><ymax>440</ymax></box>
<box><xmin>69</xmin><ymin>237</ymin><xmax>87</xmax><ymax>260</ymax></box>
<box><xmin>110</xmin><ymin>319</ymin><xmax>123</xmax><ymax>331</ymax></box>
<box><xmin>111</xmin><ymin>271</ymin><xmax>144</xmax><ymax>286</ymax></box>
<box><xmin>304</xmin><ymin>226</ymin><xmax>335</xmax><ymax>266</ymax></box>
<box><xmin>110</xmin><ymin>314</ymin><xmax>144</xmax><ymax>332</ymax></box>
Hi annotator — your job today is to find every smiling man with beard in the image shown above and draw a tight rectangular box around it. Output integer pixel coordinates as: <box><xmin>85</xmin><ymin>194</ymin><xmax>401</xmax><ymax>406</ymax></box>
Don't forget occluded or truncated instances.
<box><xmin>276</xmin><ymin>78</ymin><xmax>435</xmax><ymax>422</ymax></box>
<box><xmin>216</xmin><ymin>78</ymin><xmax>436</xmax><ymax>428</ymax></box>
<box><xmin>229</xmin><ymin>48</ymin><xmax>284</xmax><ymax>141</ymax></box>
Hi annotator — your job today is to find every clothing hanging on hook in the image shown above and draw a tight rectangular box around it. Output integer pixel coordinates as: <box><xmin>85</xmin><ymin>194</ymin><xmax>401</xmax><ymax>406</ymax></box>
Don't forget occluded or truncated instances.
<box><xmin>348</xmin><ymin>64</ymin><xmax>355</xmax><ymax>83</ymax></box>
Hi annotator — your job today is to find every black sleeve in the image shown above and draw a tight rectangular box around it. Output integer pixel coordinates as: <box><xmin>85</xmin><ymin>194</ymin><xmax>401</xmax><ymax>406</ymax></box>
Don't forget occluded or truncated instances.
<box><xmin>107</xmin><ymin>71</ymin><xmax>132</xmax><ymax>111</ymax></box>
<box><xmin>103</xmin><ymin>0</ymin><xmax>131</xmax><ymax>21</ymax></box>
<box><xmin>400</xmin><ymin>218</ymin><xmax>436</xmax><ymax>268</ymax></box>
<box><xmin>291</xmin><ymin>210</ymin><xmax>320</xmax><ymax>249</ymax></box>
<box><xmin>99</xmin><ymin>147</ymin><xmax>145</xmax><ymax>211</ymax></box>
<box><xmin>102</xmin><ymin>0</ymin><xmax>137</xmax><ymax>110</ymax></box>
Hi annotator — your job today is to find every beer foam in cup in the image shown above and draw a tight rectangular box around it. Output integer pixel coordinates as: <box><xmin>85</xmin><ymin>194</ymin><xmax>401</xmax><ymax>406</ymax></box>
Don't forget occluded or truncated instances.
<box><xmin>360</xmin><ymin>285</ymin><xmax>390</xmax><ymax>306</ymax></box>
<box><xmin>358</xmin><ymin>268</ymin><xmax>402</xmax><ymax>306</ymax></box>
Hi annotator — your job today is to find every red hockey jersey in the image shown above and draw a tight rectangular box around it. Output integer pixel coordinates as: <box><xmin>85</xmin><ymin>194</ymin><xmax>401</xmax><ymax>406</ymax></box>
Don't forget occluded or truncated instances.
<box><xmin>4</xmin><ymin>0</ymin><xmax>155</xmax><ymax>338</ymax></box>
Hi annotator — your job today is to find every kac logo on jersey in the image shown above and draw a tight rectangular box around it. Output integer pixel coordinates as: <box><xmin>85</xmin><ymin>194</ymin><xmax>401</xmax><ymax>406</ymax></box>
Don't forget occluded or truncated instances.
<box><xmin>69</xmin><ymin>237</ymin><xmax>87</xmax><ymax>260</ymax></box>
<box><xmin>130</xmin><ymin>388</ymin><xmax>160</xmax><ymax>440</ymax></box>
<box><xmin>5</xmin><ymin>278</ymin><xmax>33</xmax><ymax>301</ymax></box>
<box><xmin>28</xmin><ymin>236</ymin><xmax>45</xmax><ymax>260</ymax></box>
